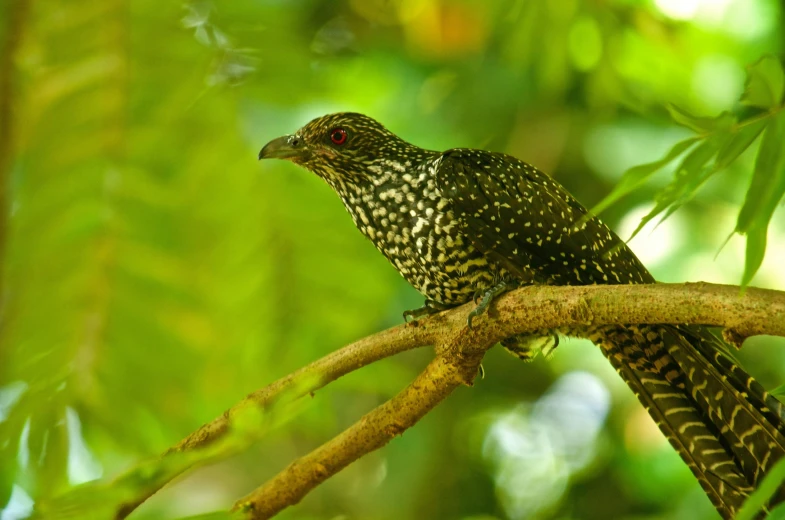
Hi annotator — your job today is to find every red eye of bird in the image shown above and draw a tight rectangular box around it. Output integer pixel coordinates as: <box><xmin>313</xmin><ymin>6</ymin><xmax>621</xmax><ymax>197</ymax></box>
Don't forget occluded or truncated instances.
<box><xmin>330</xmin><ymin>128</ymin><xmax>347</xmax><ymax>145</ymax></box>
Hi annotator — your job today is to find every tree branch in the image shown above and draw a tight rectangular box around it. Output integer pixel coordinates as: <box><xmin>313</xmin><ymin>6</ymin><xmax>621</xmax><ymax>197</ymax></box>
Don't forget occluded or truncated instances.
<box><xmin>234</xmin><ymin>349</ymin><xmax>485</xmax><ymax>518</ymax></box>
<box><xmin>113</xmin><ymin>282</ymin><xmax>785</xmax><ymax>519</ymax></box>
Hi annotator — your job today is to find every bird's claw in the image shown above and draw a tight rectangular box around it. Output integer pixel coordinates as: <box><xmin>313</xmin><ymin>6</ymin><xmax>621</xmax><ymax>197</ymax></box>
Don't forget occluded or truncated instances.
<box><xmin>402</xmin><ymin>308</ymin><xmax>426</xmax><ymax>322</ymax></box>
<box><xmin>466</xmin><ymin>280</ymin><xmax>508</xmax><ymax>328</ymax></box>
<box><xmin>467</xmin><ymin>307</ymin><xmax>481</xmax><ymax>329</ymax></box>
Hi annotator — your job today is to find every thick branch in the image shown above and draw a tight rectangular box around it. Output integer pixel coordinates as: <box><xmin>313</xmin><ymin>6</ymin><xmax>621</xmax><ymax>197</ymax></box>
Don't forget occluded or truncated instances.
<box><xmin>114</xmin><ymin>282</ymin><xmax>785</xmax><ymax>519</ymax></box>
<box><xmin>486</xmin><ymin>281</ymin><xmax>785</xmax><ymax>340</ymax></box>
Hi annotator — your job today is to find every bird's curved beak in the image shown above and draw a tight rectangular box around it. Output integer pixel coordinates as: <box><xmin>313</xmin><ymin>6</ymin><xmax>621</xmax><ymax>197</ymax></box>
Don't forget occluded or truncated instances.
<box><xmin>258</xmin><ymin>134</ymin><xmax>308</xmax><ymax>161</ymax></box>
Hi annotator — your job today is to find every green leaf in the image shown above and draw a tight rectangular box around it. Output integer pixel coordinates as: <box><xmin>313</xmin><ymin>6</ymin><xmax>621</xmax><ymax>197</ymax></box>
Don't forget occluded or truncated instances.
<box><xmin>735</xmin><ymin>111</ymin><xmax>785</xmax><ymax>285</ymax></box>
<box><xmin>767</xmin><ymin>501</ymin><xmax>785</xmax><ymax>520</ymax></box>
<box><xmin>666</xmin><ymin>104</ymin><xmax>733</xmax><ymax>134</ymax></box>
<box><xmin>736</xmin><ymin>111</ymin><xmax>785</xmax><ymax>232</ymax></box>
<box><xmin>715</xmin><ymin>118</ymin><xmax>768</xmax><ymax>170</ymax></box>
<box><xmin>741</xmin><ymin>224</ymin><xmax>768</xmax><ymax>287</ymax></box>
<box><xmin>770</xmin><ymin>382</ymin><xmax>785</xmax><ymax>398</ymax></box>
<box><xmin>735</xmin><ymin>457</ymin><xmax>785</xmax><ymax>520</ymax></box>
<box><xmin>626</xmin><ymin>136</ymin><xmax>723</xmax><ymax>240</ymax></box>
<box><xmin>591</xmin><ymin>137</ymin><xmax>700</xmax><ymax>216</ymax></box>
<box><xmin>741</xmin><ymin>55</ymin><xmax>785</xmax><ymax>109</ymax></box>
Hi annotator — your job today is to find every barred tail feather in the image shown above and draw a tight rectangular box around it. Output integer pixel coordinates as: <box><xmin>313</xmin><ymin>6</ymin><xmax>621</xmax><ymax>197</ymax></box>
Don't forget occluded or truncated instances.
<box><xmin>667</xmin><ymin>326</ymin><xmax>785</xmax><ymax>505</ymax></box>
<box><xmin>592</xmin><ymin>325</ymin><xmax>785</xmax><ymax>519</ymax></box>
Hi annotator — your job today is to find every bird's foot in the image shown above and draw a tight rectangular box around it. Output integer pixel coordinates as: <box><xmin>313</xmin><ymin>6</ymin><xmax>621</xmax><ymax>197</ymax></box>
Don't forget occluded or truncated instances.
<box><xmin>467</xmin><ymin>280</ymin><xmax>509</xmax><ymax>328</ymax></box>
<box><xmin>403</xmin><ymin>299</ymin><xmax>451</xmax><ymax>322</ymax></box>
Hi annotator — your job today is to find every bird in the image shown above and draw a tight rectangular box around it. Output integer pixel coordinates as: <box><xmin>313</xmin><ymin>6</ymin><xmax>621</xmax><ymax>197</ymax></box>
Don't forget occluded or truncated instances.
<box><xmin>259</xmin><ymin>112</ymin><xmax>785</xmax><ymax>518</ymax></box>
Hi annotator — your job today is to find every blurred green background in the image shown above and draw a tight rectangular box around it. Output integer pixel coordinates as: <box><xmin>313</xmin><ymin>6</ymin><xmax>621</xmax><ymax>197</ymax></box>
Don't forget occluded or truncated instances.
<box><xmin>1</xmin><ymin>0</ymin><xmax>784</xmax><ymax>519</ymax></box>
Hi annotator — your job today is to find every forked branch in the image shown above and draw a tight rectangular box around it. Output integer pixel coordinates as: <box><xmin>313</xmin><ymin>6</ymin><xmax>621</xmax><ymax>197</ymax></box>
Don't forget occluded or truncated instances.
<box><xmin>110</xmin><ymin>282</ymin><xmax>785</xmax><ymax>519</ymax></box>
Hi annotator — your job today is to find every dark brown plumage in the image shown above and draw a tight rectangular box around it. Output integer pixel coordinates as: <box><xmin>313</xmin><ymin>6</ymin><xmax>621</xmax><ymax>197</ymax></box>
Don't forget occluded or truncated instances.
<box><xmin>260</xmin><ymin>112</ymin><xmax>785</xmax><ymax>518</ymax></box>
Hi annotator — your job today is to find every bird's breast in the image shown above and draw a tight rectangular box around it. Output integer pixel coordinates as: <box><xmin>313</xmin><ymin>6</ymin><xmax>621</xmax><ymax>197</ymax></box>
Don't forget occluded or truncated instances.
<box><xmin>340</xmin><ymin>174</ymin><xmax>500</xmax><ymax>305</ymax></box>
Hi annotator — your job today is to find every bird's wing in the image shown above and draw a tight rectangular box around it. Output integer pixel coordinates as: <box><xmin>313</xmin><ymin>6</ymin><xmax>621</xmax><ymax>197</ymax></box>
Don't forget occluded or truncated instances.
<box><xmin>434</xmin><ymin>148</ymin><xmax>653</xmax><ymax>286</ymax></box>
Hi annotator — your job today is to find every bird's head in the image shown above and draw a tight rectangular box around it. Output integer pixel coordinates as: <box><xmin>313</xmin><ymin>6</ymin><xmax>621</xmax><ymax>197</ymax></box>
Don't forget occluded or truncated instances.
<box><xmin>259</xmin><ymin>112</ymin><xmax>432</xmax><ymax>188</ymax></box>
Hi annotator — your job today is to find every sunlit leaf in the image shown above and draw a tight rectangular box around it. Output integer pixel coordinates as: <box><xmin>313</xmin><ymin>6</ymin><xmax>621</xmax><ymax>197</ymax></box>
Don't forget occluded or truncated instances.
<box><xmin>767</xmin><ymin>501</ymin><xmax>785</xmax><ymax>520</ymax></box>
<box><xmin>735</xmin><ymin>458</ymin><xmax>785</xmax><ymax>520</ymax></box>
<box><xmin>666</xmin><ymin>104</ymin><xmax>733</xmax><ymax>134</ymax></box>
<box><xmin>591</xmin><ymin>137</ymin><xmax>700</xmax><ymax>216</ymax></box>
<box><xmin>741</xmin><ymin>55</ymin><xmax>785</xmax><ymax>110</ymax></box>
<box><xmin>771</xmin><ymin>382</ymin><xmax>785</xmax><ymax>398</ymax></box>
<box><xmin>715</xmin><ymin>118</ymin><xmax>768</xmax><ymax>170</ymax></box>
<box><xmin>626</xmin><ymin>136</ymin><xmax>724</xmax><ymax>240</ymax></box>
<box><xmin>735</xmin><ymin>111</ymin><xmax>785</xmax><ymax>285</ymax></box>
<box><xmin>736</xmin><ymin>112</ymin><xmax>785</xmax><ymax>233</ymax></box>
<box><xmin>741</xmin><ymin>225</ymin><xmax>768</xmax><ymax>288</ymax></box>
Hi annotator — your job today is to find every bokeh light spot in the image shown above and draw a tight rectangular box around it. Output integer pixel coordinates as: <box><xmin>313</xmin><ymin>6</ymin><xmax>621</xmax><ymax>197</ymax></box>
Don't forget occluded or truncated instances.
<box><xmin>654</xmin><ymin>0</ymin><xmax>702</xmax><ymax>20</ymax></box>
<box><xmin>617</xmin><ymin>204</ymin><xmax>685</xmax><ymax>269</ymax></box>
<box><xmin>482</xmin><ymin>372</ymin><xmax>610</xmax><ymax>519</ymax></box>
<box><xmin>692</xmin><ymin>55</ymin><xmax>744</xmax><ymax>111</ymax></box>
<box><xmin>568</xmin><ymin>16</ymin><xmax>603</xmax><ymax>72</ymax></box>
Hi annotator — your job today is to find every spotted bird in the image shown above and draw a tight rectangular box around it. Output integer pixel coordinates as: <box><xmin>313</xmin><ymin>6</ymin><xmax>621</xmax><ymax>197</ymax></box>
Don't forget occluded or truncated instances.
<box><xmin>259</xmin><ymin>112</ymin><xmax>785</xmax><ymax>518</ymax></box>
